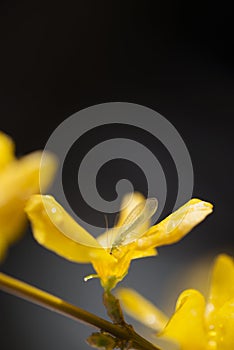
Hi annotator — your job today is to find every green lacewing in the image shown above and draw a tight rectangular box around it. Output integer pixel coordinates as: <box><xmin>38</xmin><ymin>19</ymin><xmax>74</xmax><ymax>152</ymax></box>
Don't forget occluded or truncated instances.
<box><xmin>110</xmin><ymin>197</ymin><xmax>158</xmax><ymax>251</ymax></box>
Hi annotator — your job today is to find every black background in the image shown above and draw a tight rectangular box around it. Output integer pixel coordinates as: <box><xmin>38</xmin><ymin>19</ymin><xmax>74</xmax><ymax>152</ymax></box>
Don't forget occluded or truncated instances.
<box><xmin>0</xmin><ymin>2</ymin><xmax>234</xmax><ymax>350</ymax></box>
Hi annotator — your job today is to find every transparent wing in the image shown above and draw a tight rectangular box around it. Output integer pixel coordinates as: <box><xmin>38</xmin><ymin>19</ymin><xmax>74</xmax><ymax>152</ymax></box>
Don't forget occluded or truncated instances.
<box><xmin>112</xmin><ymin>197</ymin><xmax>158</xmax><ymax>248</ymax></box>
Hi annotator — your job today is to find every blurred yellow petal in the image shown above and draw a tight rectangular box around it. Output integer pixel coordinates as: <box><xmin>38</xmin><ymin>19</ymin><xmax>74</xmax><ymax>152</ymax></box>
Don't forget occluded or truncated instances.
<box><xmin>209</xmin><ymin>254</ymin><xmax>234</xmax><ymax>308</ymax></box>
<box><xmin>0</xmin><ymin>210</ymin><xmax>27</xmax><ymax>246</ymax></box>
<box><xmin>0</xmin><ymin>151</ymin><xmax>57</xmax><ymax>202</ymax></box>
<box><xmin>25</xmin><ymin>195</ymin><xmax>109</xmax><ymax>263</ymax></box>
<box><xmin>0</xmin><ymin>131</ymin><xmax>15</xmax><ymax>170</ymax></box>
<box><xmin>214</xmin><ymin>297</ymin><xmax>234</xmax><ymax>350</ymax></box>
<box><xmin>162</xmin><ymin>256</ymin><xmax>234</xmax><ymax>350</ymax></box>
<box><xmin>206</xmin><ymin>254</ymin><xmax>234</xmax><ymax>324</ymax></box>
<box><xmin>116</xmin><ymin>288</ymin><xmax>168</xmax><ymax>331</ymax></box>
<box><xmin>138</xmin><ymin>198</ymin><xmax>213</xmax><ymax>249</ymax></box>
<box><xmin>0</xmin><ymin>150</ymin><xmax>57</xmax><ymax>251</ymax></box>
<box><xmin>161</xmin><ymin>289</ymin><xmax>207</xmax><ymax>350</ymax></box>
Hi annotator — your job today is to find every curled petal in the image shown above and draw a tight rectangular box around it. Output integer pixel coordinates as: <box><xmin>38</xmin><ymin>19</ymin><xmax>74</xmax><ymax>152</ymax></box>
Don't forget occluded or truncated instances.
<box><xmin>116</xmin><ymin>288</ymin><xmax>168</xmax><ymax>331</ymax></box>
<box><xmin>0</xmin><ymin>131</ymin><xmax>15</xmax><ymax>171</ymax></box>
<box><xmin>137</xmin><ymin>198</ymin><xmax>213</xmax><ymax>249</ymax></box>
<box><xmin>25</xmin><ymin>195</ymin><xmax>110</xmax><ymax>263</ymax></box>
<box><xmin>160</xmin><ymin>289</ymin><xmax>207</xmax><ymax>350</ymax></box>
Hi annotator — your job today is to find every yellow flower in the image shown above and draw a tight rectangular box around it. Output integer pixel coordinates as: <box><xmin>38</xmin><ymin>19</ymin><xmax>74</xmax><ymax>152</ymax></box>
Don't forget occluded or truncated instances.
<box><xmin>117</xmin><ymin>254</ymin><xmax>234</xmax><ymax>350</ymax></box>
<box><xmin>25</xmin><ymin>192</ymin><xmax>212</xmax><ymax>290</ymax></box>
<box><xmin>0</xmin><ymin>131</ymin><xmax>57</xmax><ymax>261</ymax></box>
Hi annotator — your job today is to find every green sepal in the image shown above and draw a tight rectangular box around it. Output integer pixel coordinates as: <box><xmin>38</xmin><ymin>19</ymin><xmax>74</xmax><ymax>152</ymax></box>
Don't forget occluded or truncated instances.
<box><xmin>86</xmin><ymin>332</ymin><xmax>117</xmax><ymax>350</ymax></box>
<box><xmin>103</xmin><ymin>291</ymin><xmax>125</xmax><ymax>325</ymax></box>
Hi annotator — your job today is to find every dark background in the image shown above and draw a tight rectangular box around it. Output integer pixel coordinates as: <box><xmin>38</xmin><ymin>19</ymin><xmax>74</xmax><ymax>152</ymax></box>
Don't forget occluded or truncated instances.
<box><xmin>0</xmin><ymin>2</ymin><xmax>233</xmax><ymax>350</ymax></box>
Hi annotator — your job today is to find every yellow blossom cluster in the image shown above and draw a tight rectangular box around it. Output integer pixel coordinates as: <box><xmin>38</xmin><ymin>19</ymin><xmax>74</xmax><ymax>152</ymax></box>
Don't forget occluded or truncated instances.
<box><xmin>117</xmin><ymin>254</ymin><xmax>234</xmax><ymax>350</ymax></box>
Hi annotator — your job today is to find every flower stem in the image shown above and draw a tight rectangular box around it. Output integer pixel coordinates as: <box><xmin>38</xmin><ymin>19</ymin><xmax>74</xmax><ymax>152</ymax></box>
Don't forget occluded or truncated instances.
<box><xmin>0</xmin><ymin>273</ymin><xmax>160</xmax><ymax>350</ymax></box>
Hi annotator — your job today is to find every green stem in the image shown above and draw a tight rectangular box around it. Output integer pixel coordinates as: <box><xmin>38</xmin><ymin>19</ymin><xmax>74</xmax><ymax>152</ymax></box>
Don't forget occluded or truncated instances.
<box><xmin>0</xmin><ymin>273</ymin><xmax>160</xmax><ymax>350</ymax></box>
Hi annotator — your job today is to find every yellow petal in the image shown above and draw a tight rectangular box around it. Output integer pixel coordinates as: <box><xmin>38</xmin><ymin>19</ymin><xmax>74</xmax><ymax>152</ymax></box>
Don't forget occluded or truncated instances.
<box><xmin>39</xmin><ymin>151</ymin><xmax>58</xmax><ymax>193</ymax></box>
<box><xmin>161</xmin><ymin>289</ymin><xmax>207</xmax><ymax>350</ymax></box>
<box><xmin>137</xmin><ymin>198</ymin><xmax>213</xmax><ymax>249</ymax></box>
<box><xmin>130</xmin><ymin>246</ymin><xmax>157</xmax><ymax>259</ymax></box>
<box><xmin>0</xmin><ymin>151</ymin><xmax>57</xmax><ymax>245</ymax></box>
<box><xmin>0</xmin><ymin>131</ymin><xmax>15</xmax><ymax>171</ymax></box>
<box><xmin>214</xmin><ymin>297</ymin><xmax>234</xmax><ymax>350</ymax></box>
<box><xmin>206</xmin><ymin>254</ymin><xmax>234</xmax><ymax>324</ymax></box>
<box><xmin>91</xmin><ymin>249</ymin><xmax>135</xmax><ymax>290</ymax></box>
<box><xmin>116</xmin><ymin>288</ymin><xmax>168</xmax><ymax>331</ymax></box>
<box><xmin>25</xmin><ymin>195</ymin><xmax>109</xmax><ymax>263</ymax></box>
<box><xmin>92</xmin><ymin>241</ymin><xmax>156</xmax><ymax>290</ymax></box>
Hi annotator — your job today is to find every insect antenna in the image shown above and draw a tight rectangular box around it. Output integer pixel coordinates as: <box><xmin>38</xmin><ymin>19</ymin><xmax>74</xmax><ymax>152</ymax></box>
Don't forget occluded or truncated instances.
<box><xmin>113</xmin><ymin>212</ymin><xmax>120</xmax><ymax>227</ymax></box>
<box><xmin>103</xmin><ymin>214</ymin><xmax>109</xmax><ymax>248</ymax></box>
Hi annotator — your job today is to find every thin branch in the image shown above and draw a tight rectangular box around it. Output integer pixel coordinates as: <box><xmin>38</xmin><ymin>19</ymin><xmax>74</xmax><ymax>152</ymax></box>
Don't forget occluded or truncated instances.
<box><xmin>0</xmin><ymin>273</ymin><xmax>160</xmax><ymax>350</ymax></box>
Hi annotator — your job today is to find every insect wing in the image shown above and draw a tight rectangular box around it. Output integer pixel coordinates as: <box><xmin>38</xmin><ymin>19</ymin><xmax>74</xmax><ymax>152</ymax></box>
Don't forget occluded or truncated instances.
<box><xmin>112</xmin><ymin>197</ymin><xmax>158</xmax><ymax>247</ymax></box>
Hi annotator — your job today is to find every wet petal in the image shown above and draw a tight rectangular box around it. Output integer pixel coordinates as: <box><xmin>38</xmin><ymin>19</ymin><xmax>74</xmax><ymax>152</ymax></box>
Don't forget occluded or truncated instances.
<box><xmin>137</xmin><ymin>198</ymin><xmax>213</xmax><ymax>249</ymax></box>
<box><xmin>25</xmin><ymin>195</ymin><xmax>109</xmax><ymax>263</ymax></box>
<box><xmin>0</xmin><ymin>131</ymin><xmax>15</xmax><ymax>171</ymax></box>
<box><xmin>160</xmin><ymin>289</ymin><xmax>207</xmax><ymax>350</ymax></box>
<box><xmin>215</xmin><ymin>297</ymin><xmax>234</xmax><ymax>350</ymax></box>
<box><xmin>116</xmin><ymin>288</ymin><xmax>168</xmax><ymax>331</ymax></box>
